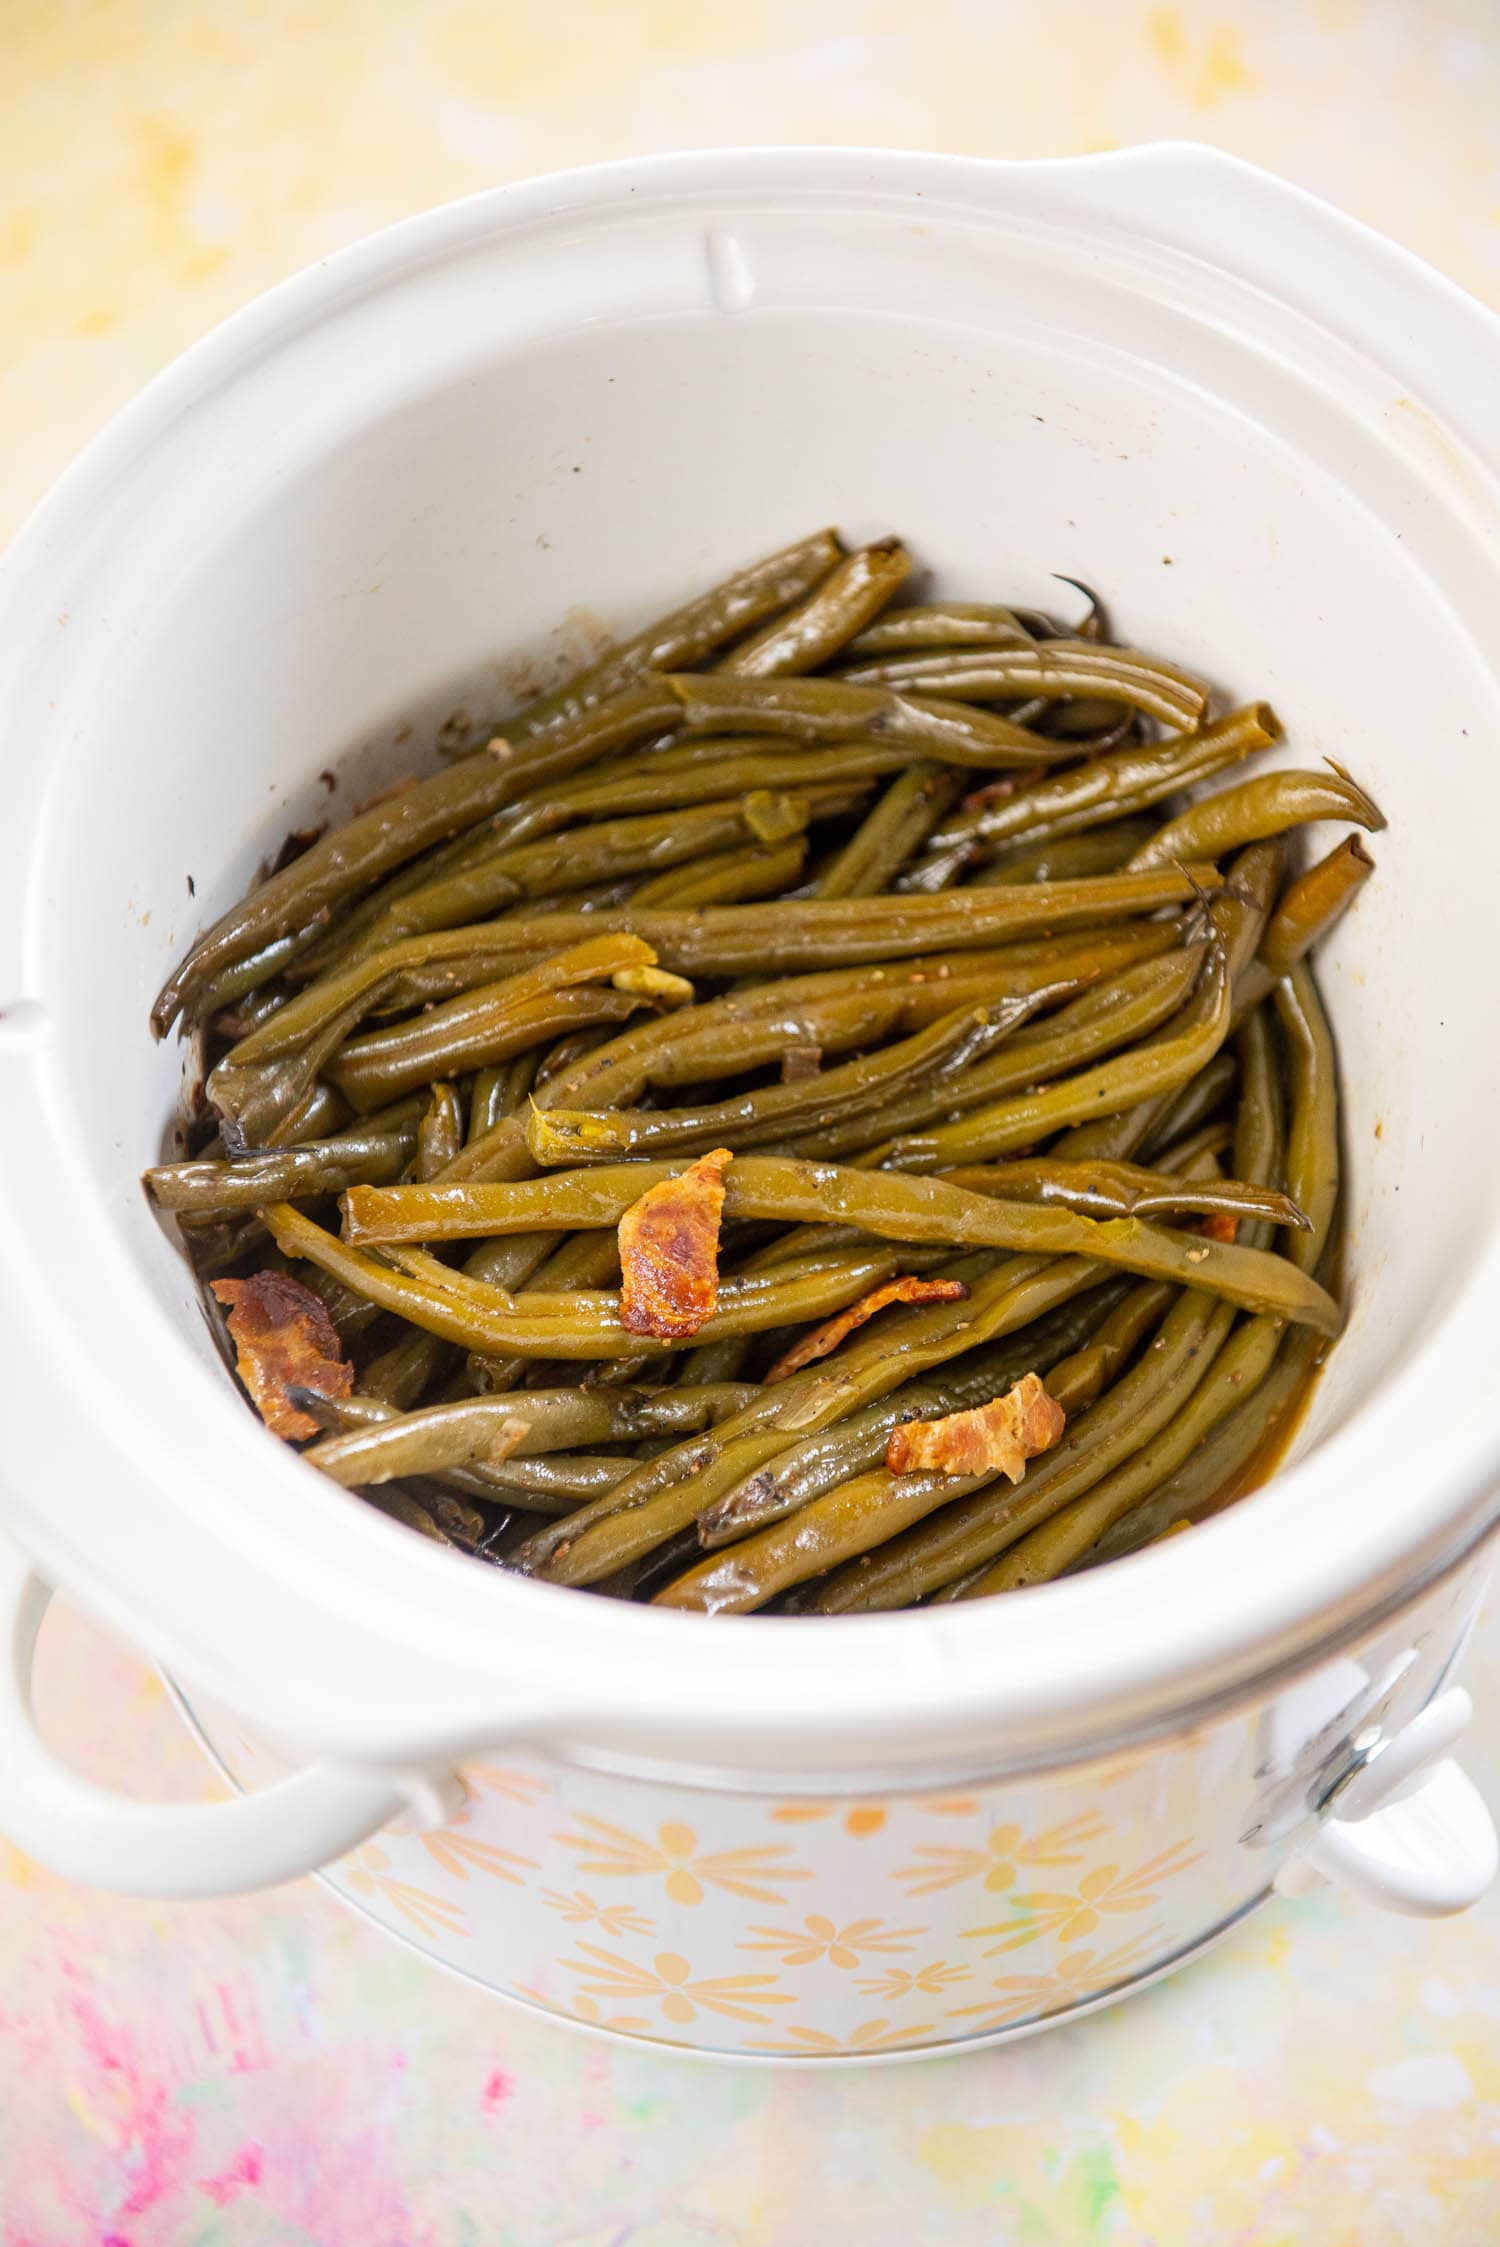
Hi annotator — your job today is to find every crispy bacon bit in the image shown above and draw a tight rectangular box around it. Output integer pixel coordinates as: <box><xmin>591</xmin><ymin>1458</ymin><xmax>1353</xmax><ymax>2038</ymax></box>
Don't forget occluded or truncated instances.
<box><xmin>210</xmin><ymin>1270</ymin><xmax>353</xmax><ymax>1439</ymax></box>
<box><xmin>618</xmin><ymin>1148</ymin><xmax>733</xmax><ymax>1341</ymax></box>
<box><xmin>1198</xmin><ymin>1212</ymin><xmax>1239</xmax><ymax>1244</ymax></box>
<box><xmin>885</xmin><ymin>1370</ymin><xmax>1065</xmax><ymax>1483</ymax></box>
<box><xmin>780</xmin><ymin>1042</ymin><xmax>823</xmax><ymax>1085</ymax></box>
<box><xmin>764</xmin><ymin>1276</ymin><xmax>969</xmax><ymax>1385</ymax></box>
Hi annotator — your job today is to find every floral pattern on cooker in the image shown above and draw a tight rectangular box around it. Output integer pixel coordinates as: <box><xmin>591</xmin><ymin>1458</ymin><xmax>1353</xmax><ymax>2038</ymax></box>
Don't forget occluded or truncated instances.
<box><xmin>177</xmin><ymin>1570</ymin><xmax>1480</xmax><ymax>2057</ymax></box>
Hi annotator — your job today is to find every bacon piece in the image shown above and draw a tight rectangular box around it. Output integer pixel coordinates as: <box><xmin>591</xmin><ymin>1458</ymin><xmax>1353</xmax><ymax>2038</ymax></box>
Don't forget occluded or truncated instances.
<box><xmin>210</xmin><ymin>1269</ymin><xmax>353</xmax><ymax>1439</ymax></box>
<box><xmin>779</xmin><ymin>1042</ymin><xmax>823</xmax><ymax>1085</ymax></box>
<box><xmin>618</xmin><ymin>1148</ymin><xmax>732</xmax><ymax>1341</ymax></box>
<box><xmin>1198</xmin><ymin>1212</ymin><xmax>1239</xmax><ymax>1244</ymax></box>
<box><xmin>885</xmin><ymin>1370</ymin><xmax>1065</xmax><ymax>1482</ymax></box>
<box><xmin>764</xmin><ymin>1276</ymin><xmax>969</xmax><ymax>1385</ymax></box>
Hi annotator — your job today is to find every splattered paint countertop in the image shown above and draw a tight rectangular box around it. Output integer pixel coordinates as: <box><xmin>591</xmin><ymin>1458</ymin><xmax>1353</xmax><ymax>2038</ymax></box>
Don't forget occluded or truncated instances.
<box><xmin>5</xmin><ymin>4</ymin><xmax>1500</xmax><ymax>2240</ymax></box>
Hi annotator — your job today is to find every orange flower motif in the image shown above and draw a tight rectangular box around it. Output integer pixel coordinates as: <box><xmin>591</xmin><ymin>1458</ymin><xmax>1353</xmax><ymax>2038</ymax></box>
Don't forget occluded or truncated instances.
<box><xmin>946</xmin><ymin>1930</ymin><xmax>1165</xmax><ymax>2033</ymax></box>
<box><xmin>416</xmin><ymin>1810</ymin><xmax>538</xmax><ymax>1888</ymax></box>
<box><xmin>543</xmin><ymin>1889</ymin><xmax>656</xmax><ymax>1937</ymax></box>
<box><xmin>855</xmin><ymin>1960</ymin><xmax>973</xmax><ymax>2001</ymax></box>
<box><xmin>558</xmin><ymin>1943</ymin><xmax>796</xmax><ymax>2027</ymax></box>
<box><xmin>739</xmin><ymin>1915</ymin><xmax>922</xmax><ymax>1969</ymax></box>
<box><xmin>554</xmin><ymin>1814</ymin><xmax>810</xmax><ymax>1905</ymax></box>
<box><xmin>343</xmin><ymin>1842</ymin><xmax>468</xmax><ymax>1940</ymax></box>
<box><xmin>963</xmin><ymin>1841</ymin><xmax>1204</xmax><ymax>1953</ymax></box>
<box><xmin>768</xmin><ymin>1795</ymin><xmax>974</xmax><ymax>1834</ymax></box>
<box><xmin>771</xmin><ymin>1803</ymin><xmax>889</xmax><ymax>1837</ymax></box>
<box><xmin>894</xmin><ymin>1813</ymin><xmax>1109</xmax><ymax>1898</ymax></box>
<box><xmin>464</xmin><ymin>1763</ymin><xmax>549</xmax><ymax>1807</ymax></box>
<box><xmin>749</xmin><ymin>2017</ymin><xmax>936</xmax><ymax>2055</ymax></box>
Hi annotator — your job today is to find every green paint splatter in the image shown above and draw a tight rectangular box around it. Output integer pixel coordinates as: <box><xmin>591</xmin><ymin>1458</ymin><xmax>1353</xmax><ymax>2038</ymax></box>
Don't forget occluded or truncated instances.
<box><xmin>1077</xmin><ymin>2141</ymin><xmax>1121</xmax><ymax>2231</ymax></box>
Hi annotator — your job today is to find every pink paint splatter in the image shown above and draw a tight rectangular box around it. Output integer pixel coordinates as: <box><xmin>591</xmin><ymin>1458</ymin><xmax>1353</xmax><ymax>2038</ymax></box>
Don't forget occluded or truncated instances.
<box><xmin>70</xmin><ymin>1993</ymin><xmax>196</xmax><ymax>2218</ymax></box>
<box><xmin>197</xmin><ymin>2143</ymin><xmax>264</xmax><ymax>2206</ymax></box>
<box><xmin>480</xmin><ymin>2069</ymin><xmax>515</xmax><ymax>2114</ymax></box>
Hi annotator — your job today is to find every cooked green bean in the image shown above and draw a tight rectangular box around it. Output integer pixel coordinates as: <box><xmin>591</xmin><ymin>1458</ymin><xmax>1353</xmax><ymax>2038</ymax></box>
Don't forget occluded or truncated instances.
<box><xmin>346</xmin><ymin>790</ymin><xmax>815</xmax><ymax>960</ymax></box>
<box><xmin>330</xmin><ymin>982</ymin><xmax>646</xmax><ymax>1110</ymax></box>
<box><xmin>966</xmin><ymin>820</ymin><xmax>1160</xmax><ymax>889</ymax></box>
<box><xmin>951</xmin><ymin>1012</ymin><xmax>1321</xmax><ymax>1598</ymax></box>
<box><xmin>837</xmin><ymin>641</ymin><xmax>1209</xmax><ymax>729</ymax></box>
<box><xmin>271</xmin><ymin>1202</ymin><xmax>930</xmax><ymax>1360</ymax></box>
<box><xmin>956</xmin><ymin>1295</ymin><xmax>1285</xmax><ymax>1595</ymax></box>
<box><xmin>228</xmin><ymin>875</ymin><xmax>1217</xmax><ymax>1072</ymax></box>
<box><xmin>632</xmin><ymin>836</ymin><xmax>808</xmax><ymax>908</ymax></box>
<box><xmin>1231</xmin><ymin>835</ymin><xmax>1376</xmax><ymax>1022</ymax></box>
<box><xmin>340</xmin><ymin>1149</ymin><xmax>1338</xmax><ymax>1331</ymax></box>
<box><xmin>925</xmin><ymin>705</ymin><xmax>1278</xmax><ymax>860</ymax></box>
<box><xmin>441</xmin><ymin>947</ymin><xmax>1134</xmax><ymax>1188</ymax></box>
<box><xmin>525</xmin><ymin>1001</ymin><xmax>1034</xmax><ymax>1163</ymax></box>
<box><xmin>845</xmin><ymin>602</ymin><xmax>1038</xmax><ymax>654</ymax></box>
<box><xmin>415</xmin><ymin>1083</ymin><xmax>464</xmax><ymax>1181</ymax></box>
<box><xmin>144</xmin><ymin>1126</ymin><xmax>415</xmax><ymax>1216</ymax></box>
<box><xmin>1125</xmin><ymin>767</ymin><xmax>1385</xmax><ymax>872</ymax></box>
<box><xmin>1274</xmin><ymin>963</ymin><xmax>1340</xmax><ymax>1273</ymax></box>
<box><xmin>1050</xmin><ymin>840</ymin><xmax>1280</xmax><ymax>1167</ymax></box>
<box><xmin>720</xmin><ymin>537</ymin><xmax>912</xmax><ymax>675</ymax></box>
<box><xmin>147</xmin><ymin>533</ymin><xmax>1366</xmax><ymax>1614</ymax></box>
<box><xmin>876</xmin><ymin>943</ymin><xmax>1230</xmax><ymax>1171</ymax></box>
<box><xmin>665</xmin><ymin>674</ymin><xmax>1075</xmax><ymax>768</ymax></box>
<box><xmin>228</xmin><ymin>930</ymin><xmax>655</xmax><ymax>1067</ymax></box>
<box><xmin>794</xmin><ymin>947</ymin><xmax>1202</xmax><ymax>1162</ymax></box>
<box><xmin>814</xmin><ymin>763</ymin><xmax>963</xmax><ymax>899</ymax></box>
<box><xmin>938</xmin><ymin>1157</ymin><xmax>1308</xmax><ymax>1230</ymax></box>
<box><xmin>548</xmin><ymin>741</ymin><xmax>915</xmax><ymax>819</ymax></box>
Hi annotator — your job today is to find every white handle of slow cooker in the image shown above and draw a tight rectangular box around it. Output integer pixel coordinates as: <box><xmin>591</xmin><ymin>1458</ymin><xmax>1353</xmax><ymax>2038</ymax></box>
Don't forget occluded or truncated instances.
<box><xmin>0</xmin><ymin>1545</ymin><xmax>464</xmax><ymax>1898</ymax></box>
<box><xmin>1274</xmin><ymin>1687</ymin><xmax>1499</xmax><ymax>1918</ymax></box>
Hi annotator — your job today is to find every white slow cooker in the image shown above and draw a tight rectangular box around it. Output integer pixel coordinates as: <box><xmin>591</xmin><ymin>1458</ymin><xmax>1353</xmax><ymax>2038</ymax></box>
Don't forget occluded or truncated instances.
<box><xmin>0</xmin><ymin>145</ymin><xmax>1498</xmax><ymax>2062</ymax></box>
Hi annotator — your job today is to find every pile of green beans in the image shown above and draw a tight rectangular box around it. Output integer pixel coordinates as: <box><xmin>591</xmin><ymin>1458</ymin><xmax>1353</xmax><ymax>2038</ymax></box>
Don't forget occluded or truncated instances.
<box><xmin>145</xmin><ymin>530</ymin><xmax>1376</xmax><ymax>1609</ymax></box>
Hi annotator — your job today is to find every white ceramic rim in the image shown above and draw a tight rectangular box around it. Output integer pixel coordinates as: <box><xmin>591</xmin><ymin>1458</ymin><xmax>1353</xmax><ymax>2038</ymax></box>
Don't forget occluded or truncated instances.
<box><xmin>2</xmin><ymin>143</ymin><xmax>1500</xmax><ymax>1784</ymax></box>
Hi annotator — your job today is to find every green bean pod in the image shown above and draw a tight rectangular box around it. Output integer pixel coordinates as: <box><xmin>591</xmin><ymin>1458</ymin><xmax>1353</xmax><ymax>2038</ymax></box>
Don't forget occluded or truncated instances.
<box><xmin>966</xmin><ymin>820</ymin><xmax>1160</xmax><ymax>889</ymax></box>
<box><xmin>938</xmin><ymin>1156</ymin><xmax>1307</xmax><ymax>1230</ymax></box>
<box><xmin>845</xmin><ymin>602</ymin><xmax>1038</xmax><ymax>654</ymax></box>
<box><xmin>665</xmin><ymin>674</ymin><xmax>1073</xmax><ymax>768</ymax></box>
<box><xmin>144</xmin><ymin>1127</ymin><xmax>415</xmax><ymax>1216</ymax></box>
<box><xmin>795</xmin><ymin>947</ymin><xmax>1201</xmax><ymax>1163</ymax></box>
<box><xmin>814</xmin><ymin>763</ymin><xmax>963</xmax><ymax>900</ymax></box>
<box><xmin>524</xmin><ymin>1001</ymin><xmax>1034</xmax><ymax>1164</ymax></box>
<box><xmin>414</xmin><ymin>1083</ymin><xmax>464</xmax><ymax>1181</ymax></box>
<box><xmin>925</xmin><ymin>705</ymin><xmax>1278</xmax><ymax>860</ymax></box>
<box><xmin>720</xmin><ymin>537</ymin><xmax>913</xmax><ymax>676</ymax></box>
<box><xmin>1124</xmin><ymin>766</ymin><xmax>1384</xmax><ymax>872</ymax></box>
<box><xmin>836</xmin><ymin>641</ymin><xmax>1209</xmax><ymax>729</ymax></box>
<box><xmin>632</xmin><ymin>836</ymin><xmax>808</xmax><ymax>908</ymax></box>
